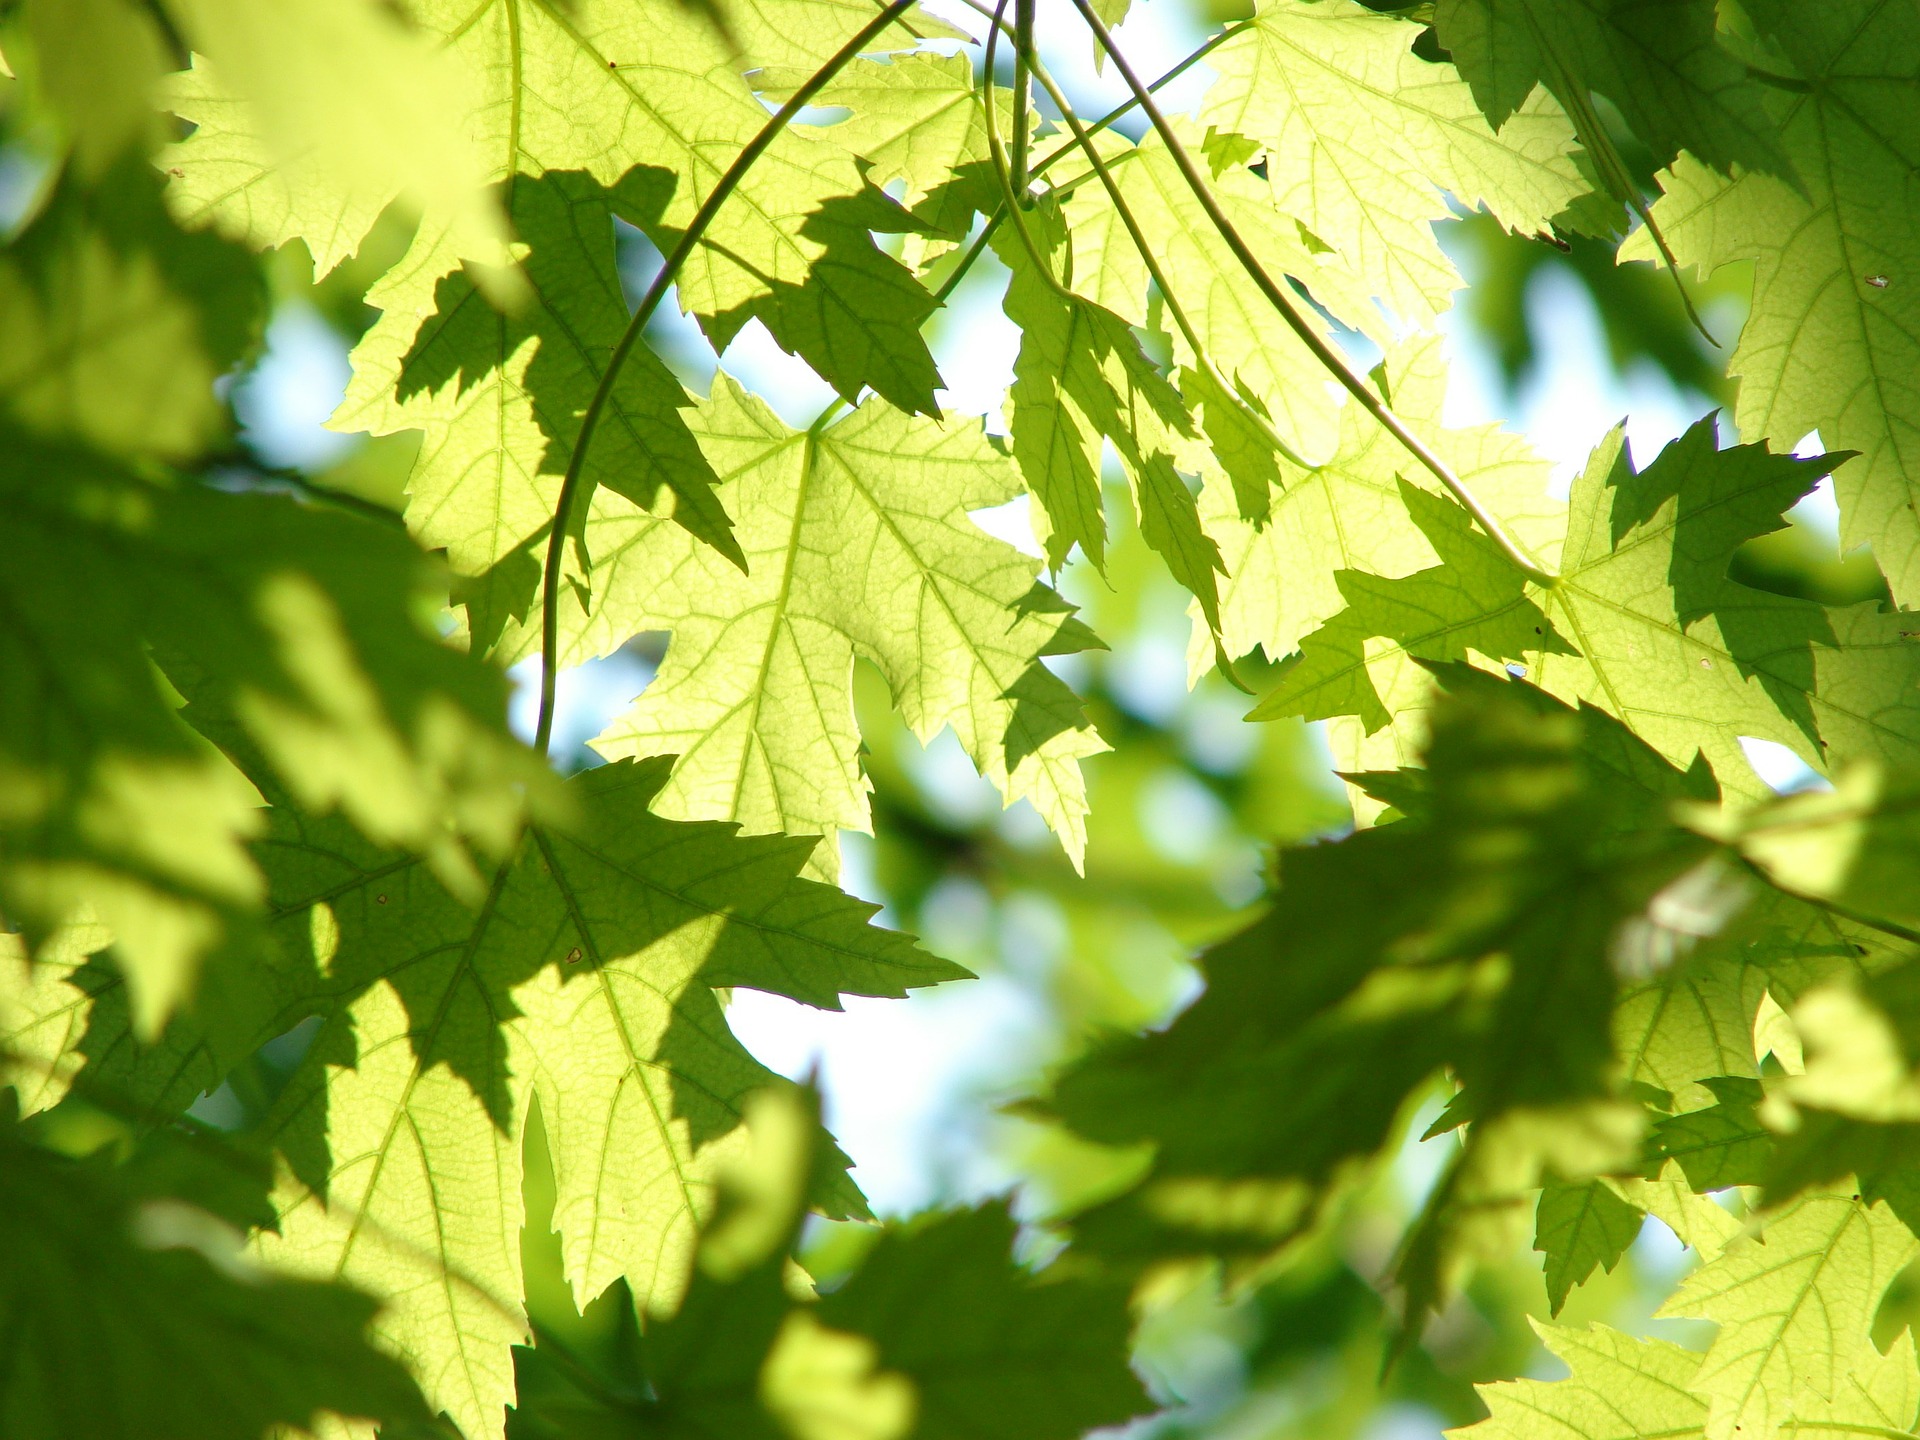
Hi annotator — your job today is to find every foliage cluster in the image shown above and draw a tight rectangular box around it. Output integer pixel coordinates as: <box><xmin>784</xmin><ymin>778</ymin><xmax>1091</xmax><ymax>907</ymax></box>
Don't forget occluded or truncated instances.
<box><xmin>4</xmin><ymin>0</ymin><xmax>1920</xmax><ymax>1437</ymax></box>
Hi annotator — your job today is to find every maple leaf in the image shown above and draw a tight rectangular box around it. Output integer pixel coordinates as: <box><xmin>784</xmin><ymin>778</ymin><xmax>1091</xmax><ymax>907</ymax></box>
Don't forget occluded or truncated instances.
<box><xmin>245</xmin><ymin>757</ymin><xmax>952</xmax><ymax>1438</ymax></box>
<box><xmin>1612</xmin><ymin>876</ymin><xmax>1897</xmax><ymax>1109</ymax></box>
<box><xmin>1199</xmin><ymin>0</ymin><xmax>1588</xmax><ymax>328</ymax></box>
<box><xmin>1434</xmin><ymin>0</ymin><xmax>1790</xmax><ymax>177</ymax></box>
<box><xmin>1258</xmin><ymin>419</ymin><xmax>1920</xmax><ymax>800</ymax></box>
<box><xmin>816</xmin><ymin>1204</ymin><xmax>1152</xmax><ymax>1440</ymax></box>
<box><xmin>8</xmin><ymin>748</ymin><xmax>956</xmax><ymax>1440</ymax></box>
<box><xmin>1761</xmin><ymin>961</ymin><xmax>1920</xmax><ymax>1232</ymax></box>
<box><xmin>765</xmin><ymin>51</ymin><xmax>1014</xmax><ymax>245</ymax></box>
<box><xmin>1661</xmin><ymin>1189</ymin><xmax>1917</xmax><ymax>1440</ymax></box>
<box><xmin>333</xmin><ymin>169</ymin><xmax>739</xmax><ymax>653</ymax></box>
<box><xmin>511</xmin><ymin>1091</ymin><xmax>1151</xmax><ymax>1440</ymax></box>
<box><xmin>1651</xmin><ymin>1076</ymin><xmax>1773</xmax><ymax>1191</ymax></box>
<box><xmin>581</xmin><ymin>378</ymin><xmax>1107</xmax><ymax>878</ymax></box>
<box><xmin>159</xmin><ymin>0</ymin><xmax>511</xmax><ymax>280</ymax></box>
<box><xmin>996</xmin><ymin>199</ymin><xmax>1227</xmax><ymax>629</ymax></box>
<box><xmin>0</xmin><ymin>421</ymin><xmax>546</xmax><ymax>1030</ymax></box>
<box><xmin>1461</xmin><ymin>1322</ymin><xmax>1920</xmax><ymax>1440</ymax></box>
<box><xmin>1058</xmin><ymin>122</ymin><xmax>1386</xmax><ymax>468</ymax></box>
<box><xmin>1197</xmin><ymin>334</ymin><xmax>1566</xmax><ymax>682</ymax></box>
<box><xmin>1455</xmin><ymin>1322</ymin><xmax>1709</xmax><ymax>1440</ymax></box>
<box><xmin>1535</xmin><ymin>1178</ymin><xmax>1642</xmax><ymax>1315</ymax></box>
<box><xmin>1625</xmin><ymin>1</ymin><xmax>1920</xmax><ymax>606</ymax></box>
<box><xmin>1692</xmin><ymin>760</ymin><xmax>1920</xmax><ymax>938</ymax></box>
<box><xmin>17</xmin><ymin>0</ymin><xmax>170</xmax><ymax>176</ymax></box>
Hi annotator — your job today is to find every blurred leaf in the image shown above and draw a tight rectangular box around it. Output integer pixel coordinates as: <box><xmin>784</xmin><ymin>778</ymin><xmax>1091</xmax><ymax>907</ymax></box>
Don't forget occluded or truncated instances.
<box><xmin>0</xmin><ymin>1099</ymin><xmax>432</xmax><ymax>1440</ymax></box>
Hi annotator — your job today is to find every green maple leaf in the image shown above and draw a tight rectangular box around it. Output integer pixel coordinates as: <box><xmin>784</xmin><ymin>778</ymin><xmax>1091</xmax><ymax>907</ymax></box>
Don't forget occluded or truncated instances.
<box><xmin>0</xmin><ymin>158</ymin><xmax>263</xmax><ymax>461</ymax></box>
<box><xmin>18</xmin><ymin>0</ymin><xmax>169</xmax><ymax>176</ymax></box>
<box><xmin>1199</xmin><ymin>0</ymin><xmax>1588</xmax><ymax>328</ymax></box>
<box><xmin>1059</xmin><ymin>123</ymin><xmax>1387</xmax><ymax>468</ymax></box>
<box><xmin>1623</xmin><ymin>1</ymin><xmax>1920</xmax><ymax>606</ymax></box>
<box><xmin>580</xmin><ymin>377</ymin><xmax>1107</xmax><ymax>878</ymax></box>
<box><xmin>1613</xmin><ymin>876</ymin><xmax>1897</xmax><ymax>1110</ymax></box>
<box><xmin>1693</xmin><ymin>761</ymin><xmax>1920</xmax><ymax>938</ymax></box>
<box><xmin>0</xmin><ymin>422</ymin><xmax>545</xmax><ymax>1031</ymax></box>
<box><xmin>1661</xmin><ymin>1189</ymin><xmax>1918</xmax><ymax>1440</ymax></box>
<box><xmin>1456</xmin><ymin>1322</ymin><xmax>1709</xmax><ymax>1440</ymax></box>
<box><xmin>0</xmin><ymin>918</ymin><xmax>112</xmax><ymax>1115</ymax></box>
<box><xmin>182</xmin><ymin>0</ymin><xmax>946</xmax><ymax>642</ymax></box>
<box><xmin>1462</xmin><ymin>1322</ymin><xmax>1920</xmax><ymax>1440</ymax></box>
<box><xmin>334</xmin><ymin>170</ymin><xmax>739</xmax><ymax>652</ymax></box>
<box><xmin>816</xmin><ymin>1204</ymin><xmax>1152</xmax><ymax>1440</ymax></box>
<box><xmin>1652</xmin><ymin>1077</ymin><xmax>1774</xmax><ymax>1191</ymax></box>
<box><xmin>996</xmin><ymin>201</ymin><xmax>1228</xmax><ymax>630</ymax></box>
<box><xmin>1535</xmin><ymin>1179</ymin><xmax>1643</xmax><ymax>1315</ymax></box>
<box><xmin>766</xmin><ymin>51</ymin><xmax>1014</xmax><ymax>244</ymax></box>
<box><xmin>158</xmin><ymin>0</ymin><xmax>513</xmax><ymax>280</ymax></box>
<box><xmin>1766</xmin><ymin>1113</ymin><xmax>1920</xmax><ymax>1241</ymax></box>
<box><xmin>243</xmin><ymin>757</ymin><xmax>953</xmax><ymax>1438</ymax></box>
<box><xmin>1251</xmin><ymin>478</ymin><xmax>1568</xmax><ymax>741</ymax></box>
<box><xmin>1760</xmin><ymin>962</ymin><xmax>1920</xmax><ymax>1231</ymax></box>
<box><xmin>1258</xmin><ymin>419</ymin><xmax>1920</xmax><ymax>801</ymax></box>
<box><xmin>161</xmin><ymin>0</ymin><xmax>947</xmax><ymax>353</ymax></box>
<box><xmin>1200</xmin><ymin>336</ymin><xmax>1565</xmax><ymax>682</ymax></box>
<box><xmin>0</xmin><ymin>1100</ymin><xmax>433</xmax><ymax>1440</ymax></box>
<box><xmin>7</xmin><ymin>749</ymin><xmax>955</xmax><ymax>1439</ymax></box>
<box><xmin>700</xmin><ymin>0</ymin><xmax>966</xmax><ymax>72</ymax></box>
<box><xmin>1434</xmin><ymin>0</ymin><xmax>1790</xmax><ymax>177</ymax></box>
<box><xmin>188</xmin><ymin>0</ymin><xmax>940</xmax><ymax>394</ymax></box>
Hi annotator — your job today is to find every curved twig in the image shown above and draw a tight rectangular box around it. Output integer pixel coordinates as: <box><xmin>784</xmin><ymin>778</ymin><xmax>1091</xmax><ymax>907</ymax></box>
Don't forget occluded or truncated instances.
<box><xmin>534</xmin><ymin>0</ymin><xmax>918</xmax><ymax>755</ymax></box>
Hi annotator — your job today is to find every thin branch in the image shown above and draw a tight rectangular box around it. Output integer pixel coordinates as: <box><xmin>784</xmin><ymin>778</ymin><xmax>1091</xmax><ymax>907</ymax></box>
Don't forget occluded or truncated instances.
<box><xmin>953</xmin><ymin>0</ymin><xmax>1240</xmax><ymax>184</ymax></box>
<box><xmin>1735</xmin><ymin>863</ymin><xmax>1920</xmax><ymax>948</ymax></box>
<box><xmin>1063</xmin><ymin>0</ymin><xmax>1561</xmax><ymax>589</ymax></box>
<box><xmin>533</xmin><ymin>0</ymin><xmax>917</xmax><ymax>756</ymax></box>
<box><xmin>930</xmin><ymin>213</ymin><xmax>1002</xmax><ymax>305</ymax></box>
<box><xmin>203</xmin><ymin>449</ymin><xmax>409</xmax><ymax>530</ymax></box>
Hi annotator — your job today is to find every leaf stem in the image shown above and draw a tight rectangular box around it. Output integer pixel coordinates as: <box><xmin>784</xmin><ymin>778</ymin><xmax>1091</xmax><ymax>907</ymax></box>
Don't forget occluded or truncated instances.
<box><xmin>981</xmin><ymin>0</ymin><xmax>1067</xmax><ymax>297</ymax></box>
<box><xmin>1063</xmin><ymin>0</ymin><xmax>1561</xmax><ymax>590</ymax></box>
<box><xmin>1744</xmin><ymin>62</ymin><xmax>1814</xmax><ymax>95</ymax></box>
<box><xmin>931</xmin><ymin>213</ymin><xmax>1002</xmax><ymax>305</ymax></box>
<box><xmin>533</xmin><ymin>0</ymin><xmax>917</xmax><ymax>756</ymax></box>
<box><xmin>1010</xmin><ymin>0</ymin><xmax>1034</xmax><ymax>200</ymax></box>
<box><xmin>1537</xmin><ymin>46</ymin><xmax>1716</xmax><ymax>348</ymax></box>
<box><xmin>1013</xmin><ymin>38</ymin><xmax>1312</xmax><ymax>472</ymax></box>
<box><xmin>928</xmin><ymin>5</ymin><xmax>1238</xmax><ymax>306</ymax></box>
